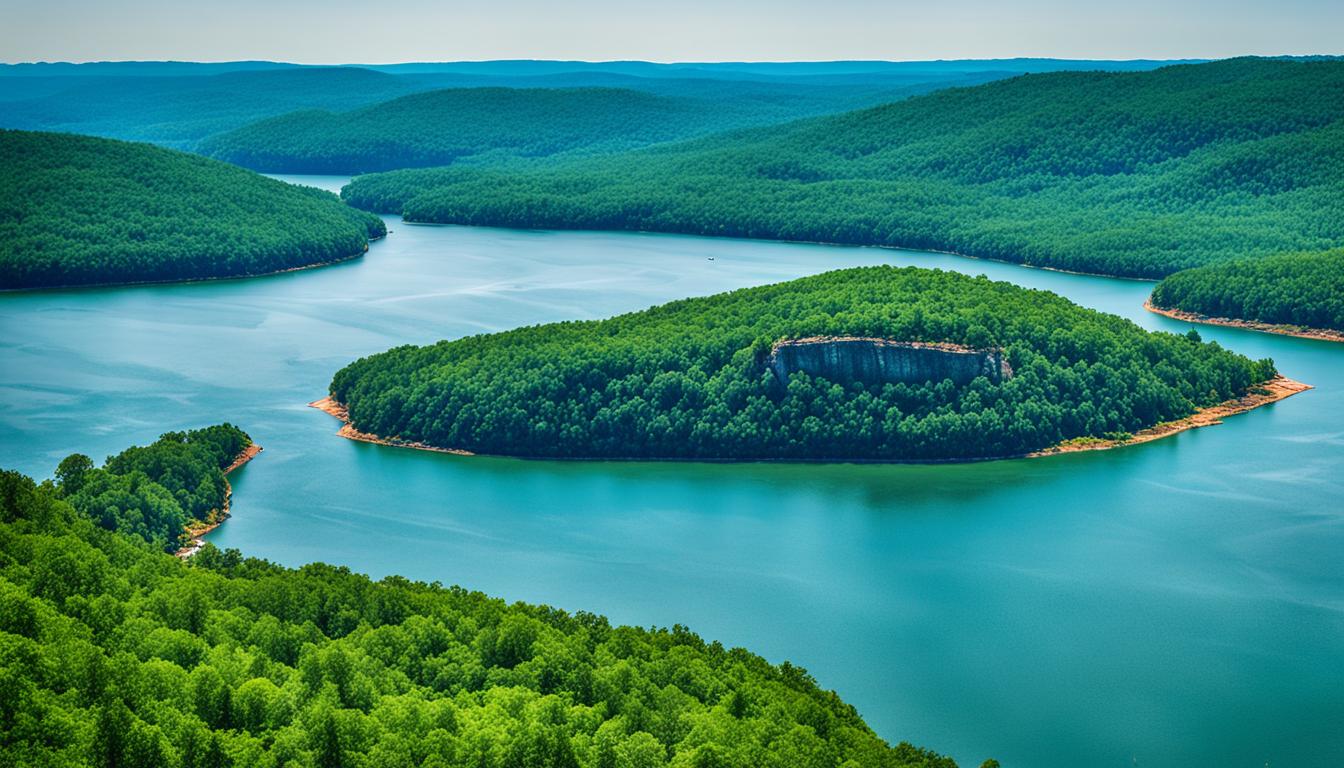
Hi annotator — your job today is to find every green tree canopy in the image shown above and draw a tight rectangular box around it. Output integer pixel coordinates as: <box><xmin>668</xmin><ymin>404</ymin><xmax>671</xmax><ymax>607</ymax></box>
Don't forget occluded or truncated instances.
<box><xmin>0</xmin><ymin>130</ymin><xmax>386</xmax><ymax>289</ymax></box>
<box><xmin>330</xmin><ymin>266</ymin><xmax>1277</xmax><ymax>461</ymax></box>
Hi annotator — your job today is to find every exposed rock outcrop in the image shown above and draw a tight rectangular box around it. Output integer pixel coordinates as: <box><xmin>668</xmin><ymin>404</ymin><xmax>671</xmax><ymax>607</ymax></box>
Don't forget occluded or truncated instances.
<box><xmin>767</xmin><ymin>337</ymin><xmax>1012</xmax><ymax>387</ymax></box>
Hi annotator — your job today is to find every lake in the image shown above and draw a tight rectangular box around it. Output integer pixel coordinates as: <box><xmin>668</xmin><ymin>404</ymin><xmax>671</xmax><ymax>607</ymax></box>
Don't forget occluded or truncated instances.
<box><xmin>1</xmin><ymin>175</ymin><xmax>1340</xmax><ymax>768</ymax></box>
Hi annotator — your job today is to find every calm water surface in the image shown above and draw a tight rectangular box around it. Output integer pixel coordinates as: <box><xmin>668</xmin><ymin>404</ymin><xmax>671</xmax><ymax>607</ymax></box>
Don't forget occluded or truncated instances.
<box><xmin>1</xmin><ymin>175</ymin><xmax>1340</xmax><ymax>768</ymax></box>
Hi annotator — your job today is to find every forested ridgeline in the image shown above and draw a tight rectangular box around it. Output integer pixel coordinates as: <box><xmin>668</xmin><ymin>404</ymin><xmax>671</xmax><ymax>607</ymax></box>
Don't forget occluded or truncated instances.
<box><xmin>52</xmin><ymin>424</ymin><xmax>253</xmax><ymax>552</ymax></box>
<box><xmin>196</xmin><ymin>79</ymin><xmax>1002</xmax><ymax>174</ymax></box>
<box><xmin>330</xmin><ymin>266</ymin><xmax>1277</xmax><ymax>461</ymax></box>
<box><xmin>0</xmin><ymin>68</ymin><xmax>428</xmax><ymax>149</ymax></box>
<box><xmin>0</xmin><ymin>59</ymin><xmax>1181</xmax><ymax>151</ymax></box>
<box><xmin>1150</xmin><ymin>249</ymin><xmax>1344</xmax><ymax>333</ymax></box>
<box><xmin>343</xmin><ymin>58</ymin><xmax>1344</xmax><ymax>279</ymax></box>
<box><xmin>199</xmin><ymin>87</ymin><xmax>776</xmax><ymax>174</ymax></box>
<box><xmin>0</xmin><ymin>131</ymin><xmax>386</xmax><ymax>289</ymax></box>
<box><xmin>0</xmin><ymin>452</ymin><xmax>958</xmax><ymax>768</ymax></box>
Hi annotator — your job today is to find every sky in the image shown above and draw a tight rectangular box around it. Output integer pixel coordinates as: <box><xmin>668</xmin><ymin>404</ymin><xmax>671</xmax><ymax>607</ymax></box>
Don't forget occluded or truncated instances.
<box><xmin>2</xmin><ymin>0</ymin><xmax>1341</xmax><ymax>63</ymax></box>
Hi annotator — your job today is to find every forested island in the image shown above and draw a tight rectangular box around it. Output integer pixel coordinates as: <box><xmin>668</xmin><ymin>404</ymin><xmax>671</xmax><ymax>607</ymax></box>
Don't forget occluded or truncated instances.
<box><xmin>1149</xmin><ymin>249</ymin><xmax>1344</xmax><ymax>340</ymax></box>
<box><xmin>0</xmin><ymin>130</ymin><xmax>386</xmax><ymax>290</ymax></box>
<box><xmin>0</xmin><ymin>437</ymin><xmax>959</xmax><ymax>768</ymax></box>
<box><xmin>342</xmin><ymin>58</ymin><xmax>1344</xmax><ymax>280</ymax></box>
<box><xmin>326</xmin><ymin>266</ymin><xmax>1286</xmax><ymax>462</ymax></box>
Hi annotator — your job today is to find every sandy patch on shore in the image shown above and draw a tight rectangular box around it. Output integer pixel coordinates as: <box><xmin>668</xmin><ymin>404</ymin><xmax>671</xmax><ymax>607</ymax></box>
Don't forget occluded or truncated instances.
<box><xmin>309</xmin><ymin>396</ymin><xmax>474</xmax><ymax>456</ymax></box>
<box><xmin>1029</xmin><ymin>375</ymin><xmax>1311</xmax><ymax>458</ymax></box>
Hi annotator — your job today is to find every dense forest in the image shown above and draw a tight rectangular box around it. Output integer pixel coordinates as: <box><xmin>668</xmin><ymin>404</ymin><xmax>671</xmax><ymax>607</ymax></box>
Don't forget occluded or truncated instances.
<box><xmin>0</xmin><ymin>59</ymin><xmax>1173</xmax><ymax>151</ymax></box>
<box><xmin>343</xmin><ymin>58</ymin><xmax>1344</xmax><ymax>279</ymax></box>
<box><xmin>200</xmin><ymin>87</ymin><xmax>787</xmax><ymax>174</ymax></box>
<box><xmin>196</xmin><ymin>78</ymin><xmax>1008</xmax><ymax>174</ymax></box>
<box><xmin>1150</xmin><ymin>249</ymin><xmax>1344</xmax><ymax>332</ymax></box>
<box><xmin>0</xmin><ymin>131</ymin><xmax>386</xmax><ymax>289</ymax></box>
<box><xmin>330</xmin><ymin>266</ymin><xmax>1276</xmax><ymax>461</ymax></box>
<box><xmin>56</xmin><ymin>424</ymin><xmax>253</xmax><ymax>552</ymax></box>
<box><xmin>0</xmin><ymin>441</ymin><xmax>959</xmax><ymax>768</ymax></box>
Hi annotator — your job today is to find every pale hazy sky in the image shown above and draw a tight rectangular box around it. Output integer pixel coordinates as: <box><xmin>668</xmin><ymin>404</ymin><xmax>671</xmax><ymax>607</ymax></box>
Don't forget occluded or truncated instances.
<box><xmin>2</xmin><ymin>0</ymin><xmax>1341</xmax><ymax>63</ymax></box>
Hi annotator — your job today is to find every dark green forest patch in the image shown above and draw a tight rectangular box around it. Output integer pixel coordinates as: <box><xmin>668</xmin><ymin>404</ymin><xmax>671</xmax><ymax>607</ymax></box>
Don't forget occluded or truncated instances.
<box><xmin>343</xmin><ymin>58</ymin><xmax>1344</xmax><ymax>279</ymax></box>
<box><xmin>0</xmin><ymin>130</ymin><xmax>385</xmax><ymax>289</ymax></box>
<box><xmin>330</xmin><ymin>266</ymin><xmax>1277</xmax><ymax>461</ymax></box>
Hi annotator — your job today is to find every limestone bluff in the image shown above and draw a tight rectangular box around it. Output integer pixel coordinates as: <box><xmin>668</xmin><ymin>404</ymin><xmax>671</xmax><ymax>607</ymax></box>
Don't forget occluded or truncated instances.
<box><xmin>766</xmin><ymin>336</ymin><xmax>1012</xmax><ymax>387</ymax></box>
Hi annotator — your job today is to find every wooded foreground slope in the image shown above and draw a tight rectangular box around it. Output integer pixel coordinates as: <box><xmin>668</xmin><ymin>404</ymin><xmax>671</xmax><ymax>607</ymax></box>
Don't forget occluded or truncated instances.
<box><xmin>331</xmin><ymin>266</ymin><xmax>1276</xmax><ymax>461</ymax></box>
<box><xmin>343</xmin><ymin>58</ymin><xmax>1344</xmax><ymax>279</ymax></box>
<box><xmin>0</xmin><ymin>131</ymin><xmax>386</xmax><ymax>289</ymax></box>
<box><xmin>0</xmin><ymin>438</ymin><xmax>956</xmax><ymax>768</ymax></box>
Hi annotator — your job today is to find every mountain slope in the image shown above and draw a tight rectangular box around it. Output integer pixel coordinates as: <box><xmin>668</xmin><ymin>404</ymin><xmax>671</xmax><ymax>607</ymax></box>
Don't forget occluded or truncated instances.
<box><xmin>197</xmin><ymin>77</ymin><xmax>1006</xmax><ymax>174</ymax></box>
<box><xmin>201</xmin><ymin>86</ymin><xmax>768</xmax><ymax>173</ymax></box>
<box><xmin>343</xmin><ymin>58</ymin><xmax>1344</xmax><ymax>278</ymax></box>
<box><xmin>0</xmin><ymin>68</ymin><xmax>423</xmax><ymax>148</ymax></box>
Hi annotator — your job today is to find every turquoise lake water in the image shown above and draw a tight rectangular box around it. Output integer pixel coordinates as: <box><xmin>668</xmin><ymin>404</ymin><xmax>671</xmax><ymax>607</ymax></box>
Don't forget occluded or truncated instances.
<box><xmin>1</xmin><ymin>175</ymin><xmax>1340</xmax><ymax>767</ymax></box>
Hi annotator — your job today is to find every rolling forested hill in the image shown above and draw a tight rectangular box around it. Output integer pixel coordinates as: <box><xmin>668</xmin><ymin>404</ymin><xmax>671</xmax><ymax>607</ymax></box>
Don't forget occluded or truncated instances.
<box><xmin>343</xmin><ymin>58</ymin><xmax>1344</xmax><ymax>279</ymax></box>
<box><xmin>0</xmin><ymin>63</ymin><xmax>1001</xmax><ymax>153</ymax></box>
<box><xmin>199</xmin><ymin>85</ymin><xmax>890</xmax><ymax>174</ymax></box>
<box><xmin>0</xmin><ymin>68</ymin><xmax>424</xmax><ymax>149</ymax></box>
<box><xmin>197</xmin><ymin>70</ymin><xmax>1029</xmax><ymax>174</ymax></box>
<box><xmin>0</xmin><ymin>130</ymin><xmax>385</xmax><ymax>289</ymax></box>
<box><xmin>1151</xmin><ymin>249</ymin><xmax>1344</xmax><ymax>333</ymax></box>
<box><xmin>0</xmin><ymin>439</ymin><xmax>957</xmax><ymax>768</ymax></box>
<box><xmin>330</xmin><ymin>266</ymin><xmax>1277</xmax><ymax>461</ymax></box>
<box><xmin>0</xmin><ymin>59</ymin><xmax>1189</xmax><ymax>155</ymax></box>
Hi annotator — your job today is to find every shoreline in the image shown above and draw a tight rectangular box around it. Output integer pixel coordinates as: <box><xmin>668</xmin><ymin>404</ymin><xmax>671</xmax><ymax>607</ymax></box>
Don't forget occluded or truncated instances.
<box><xmin>310</xmin><ymin>376</ymin><xmax>1310</xmax><ymax>465</ymax></box>
<box><xmin>1026</xmin><ymin>374</ymin><xmax>1311</xmax><ymax>458</ymax></box>
<box><xmin>309</xmin><ymin>397</ymin><xmax>475</xmax><ymax>456</ymax></box>
<box><xmin>175</xmin><ymin>443</ymin><xmax>263</xmax><ymax>558</ymax></box>
<box><xmin>1144</xmin><ymin>300</ymin><xmax>1344</xmax><ymax>344</ymax></box>
<box><xmin>0</xmin><ymin>235</ymin><xmax>383</xmax><ymax>295</ymax></box>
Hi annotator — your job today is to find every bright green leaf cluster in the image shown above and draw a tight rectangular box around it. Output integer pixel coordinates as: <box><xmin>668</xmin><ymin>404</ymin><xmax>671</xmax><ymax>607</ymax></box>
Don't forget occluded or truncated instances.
<box><xmin>0</xmin><ymin>449</ymin><xmax>957</xmax><ymax>768</ymax></box>
<box><xmin>56</xmin><ymin>424</ymin><xmax>252</xmax><ymax>552</ymax></box>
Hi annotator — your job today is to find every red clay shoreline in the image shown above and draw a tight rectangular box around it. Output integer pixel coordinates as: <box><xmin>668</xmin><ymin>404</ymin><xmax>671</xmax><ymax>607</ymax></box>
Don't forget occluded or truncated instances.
<box><xmin>1144</xmin><ymin>299</ymin><xmax>1344</xmax><ymax>344</ymax></box>
<box><xmin>309</xmin><ymin>376</ymin><xmax>1310</xmax><ymax>465</ymax></box>
<box><xmin>175</xmin><ymin>443</ymin><xmax>263</xmax><ymax>558</ymax></box>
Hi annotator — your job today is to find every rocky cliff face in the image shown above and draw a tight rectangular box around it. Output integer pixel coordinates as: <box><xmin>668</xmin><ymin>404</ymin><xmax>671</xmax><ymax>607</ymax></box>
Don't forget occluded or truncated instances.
<box><xmin>767</xmin><ymin>337</ymin><xmax>1012</xmax><ymax>387</ymax></box>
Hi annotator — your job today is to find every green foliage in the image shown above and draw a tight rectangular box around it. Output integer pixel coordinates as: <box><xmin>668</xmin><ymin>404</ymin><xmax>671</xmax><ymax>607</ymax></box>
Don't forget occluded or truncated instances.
<box><xmin>0</xmin><ymin>454</ymin><xmax>955</xmax><ymax>768</ymax></box>
<box><xmin>344</xmin><ymin>58</ymin><xmax>1344</xmax><ymax>279</ymax></box>
<box><xmin>200</xmin><ymin>85</ymin><xmax>934</xmax><ymax>175</ymax></box>
<box><xmin>330</xmin><ymin>266</ymin><xmax>1276</xmax><ymax>461</ymax></box>
<box><xmin>58</xmin><ymin>424</ymin><xmax>252</xmax><ymax>552</ymax></box>
<box><xmin>0</xmin><ymin>130</ymin><xmax>386</xmax><ymax>289</ymax></box>
<box><xmin>1151</xmin><ymin>248</ymin><xmax>1344</xmax><ymax>331</ymax></box>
